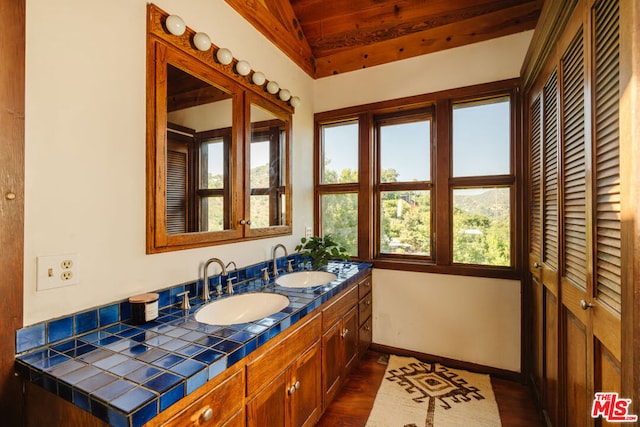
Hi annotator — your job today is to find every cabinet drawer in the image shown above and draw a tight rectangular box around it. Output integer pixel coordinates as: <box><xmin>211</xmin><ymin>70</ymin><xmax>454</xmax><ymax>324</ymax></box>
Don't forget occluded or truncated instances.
<box><xmin>247</xmin><ymin>313</ymin><xmax>321</xmax><ymax>397</ymax></box>
<box><xmin>162</xmin><ymin>367</ymin><xmax>244</xmax><ymax>427</ymax></box>
<box><xmin>322</xmin><ymin>285</ymin><xmax>358</xmax><ymax>330</ymax></box>
<box><xmin>357</xmin><ymin>274</ymin><xmax>372</xmax><ymax>300</ymax></box>
<box><xmin>358</xmin><ymin>295</ymin><xmax>372</xmax><ymax>326</ymax></box>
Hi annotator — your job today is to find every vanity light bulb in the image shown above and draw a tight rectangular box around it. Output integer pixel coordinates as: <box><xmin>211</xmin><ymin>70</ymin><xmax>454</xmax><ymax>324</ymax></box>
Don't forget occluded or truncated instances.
<box><xmin>193</xmin><ymin>32</ymin><xmax>212</xmax><ymax>51</ymax></box>
<box><xmin>165</xmin><ymin>15</ymin><xmax>186</xmax><ymax>36</ymax></box>
<box><xmin>252</xmin><ymin>71</ymin><xmax>266</xmax><ymax>86</ymax></box>
<box><xmin>236</xmin><ymin>60</ymin><xmax>251</xmax><ymax>76</ymax></box>
<box><xmin>290</xmin><ymin>96</ymin><xmax>301</xmax><ymax>108</ymax></box>
<box><xmin>278</xmin><ymin>89</ymin><xmax>291</xmax><ymax>102</ymax></box>
<box><xmin>266</xmin><ymin>81</ymin><xmax>279</xmax><ymax>94</ymax></box>
<box><xmin>216</xmin><ymin>48</ymin><xmax>233</xmax><ymax>65</ymax></box>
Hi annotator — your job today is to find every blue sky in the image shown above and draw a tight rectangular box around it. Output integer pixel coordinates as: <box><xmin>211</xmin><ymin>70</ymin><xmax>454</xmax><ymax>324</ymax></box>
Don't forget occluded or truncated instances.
<box><xmin>322</xmin><ymin>97</ymin><xmax>510</xmax><ymax>181</ymax></box>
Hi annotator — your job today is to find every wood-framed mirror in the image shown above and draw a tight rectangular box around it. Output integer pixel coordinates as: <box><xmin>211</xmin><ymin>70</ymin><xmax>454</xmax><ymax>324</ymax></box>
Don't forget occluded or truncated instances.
<box><xmin>146</xmin><ymin>4</ymin><xmax>293</xmax><ymax>253</ymax></box>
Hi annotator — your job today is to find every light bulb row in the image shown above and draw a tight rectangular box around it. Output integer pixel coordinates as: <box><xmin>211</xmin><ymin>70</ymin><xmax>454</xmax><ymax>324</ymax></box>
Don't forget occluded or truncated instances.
<box><xmin>164</xmin><ymin>15</ymin><xmax>301</xmax><ymax>108</ymax></box>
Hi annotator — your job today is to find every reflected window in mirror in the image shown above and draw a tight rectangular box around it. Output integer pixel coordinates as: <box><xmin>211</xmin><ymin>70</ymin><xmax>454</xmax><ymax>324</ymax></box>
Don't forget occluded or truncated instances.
<box><xmin>250</xmin><ymin>103</ymin><xmax>287</xmax><ymax>229</ymax></box>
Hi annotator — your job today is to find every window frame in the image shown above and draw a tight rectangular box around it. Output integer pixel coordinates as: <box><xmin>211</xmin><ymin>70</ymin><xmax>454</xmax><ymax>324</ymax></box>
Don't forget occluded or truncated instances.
<box><xmin>314</xmin><ymin>79</ymin><xmax>523</xmax><ymax>279</ymax></box>
<box><xmin>374</xmin><ymin>109</ymin><xmax>434</xmax><ymax>260</ymax></box>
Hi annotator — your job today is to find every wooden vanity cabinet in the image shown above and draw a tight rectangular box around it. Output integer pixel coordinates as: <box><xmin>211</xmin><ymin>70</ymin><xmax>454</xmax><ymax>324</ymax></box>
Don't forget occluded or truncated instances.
<box><xmin>22</xmin><ymin>273</ymin><xmax>373</xmax><ymax>427</ymax></box>
<box><xmin>246</xmin><ymin>313</ymin><xmax>322</xmax><ymax>427</ymax></box>
<box><xmin>321</xmin><ymin>284</ymin><xmax>359</xmax><ymax>408</ymax></box>
<box><xmin>246</xmin><ymin>343</ymin><xmax>321</xmax><ymax>427</ymax></box>
<box><xmin>357</xmin><ymin>274</ymin><xmax>373</xmax><ymax>354</ymax></box>
<box><xmin>153</xmin><ymin>366</ymin><xmax>244</xmax><ymax>427</ymax></box>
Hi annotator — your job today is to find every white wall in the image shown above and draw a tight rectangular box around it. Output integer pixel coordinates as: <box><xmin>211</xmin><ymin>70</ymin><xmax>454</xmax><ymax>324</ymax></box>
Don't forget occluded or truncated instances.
<box><xmin>25</xmin><ymin>0</ymin><xmax>530</xmax><ymax>371</ymax></box>
<box><xmin>373</xmin><ymin>270</ymin><xmax>521</xmax><ymax>372</ymax></box>
<box><xmin>315</xmin><ymin>32</ymin><xmax>533</xmax><ymax>372</ymax></box>
<box><xmin>24</xmin><ymin>0</ymin><xmax>315</xmax><ymax>325</ymax></box>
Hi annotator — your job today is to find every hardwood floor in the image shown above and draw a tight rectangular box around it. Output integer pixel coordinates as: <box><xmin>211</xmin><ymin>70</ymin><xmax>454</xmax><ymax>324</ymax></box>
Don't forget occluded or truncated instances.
<box><xmin>317</xmin><ymin>350</ymin><xmax>545</xmax><ymax>427</ymax></box>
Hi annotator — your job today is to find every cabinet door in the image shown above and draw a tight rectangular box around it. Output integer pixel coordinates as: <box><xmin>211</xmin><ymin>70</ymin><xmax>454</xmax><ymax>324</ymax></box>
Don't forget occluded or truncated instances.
<box><xmin>359</xmin><ymin>316</ymin><xmax>372</xmax><ymax>354</ymax></box>
<box><xmin>342</xmin><ymin>306</ymin><xmax>358</xmax><ymax>375</ymax></box>
<box><xmin>247</xmin><ymin>372</ymin><xmax>286</xmax><ymax>427</ymax></box>
<box><xmin>321</xmin><ymin>321</ymin><xmax>342</xmax><ymax>406</ymax></box>
<box><xmin>288</xmin><ymin>342</ymin><xmax>321</xmax><ymax>427</ymax></box>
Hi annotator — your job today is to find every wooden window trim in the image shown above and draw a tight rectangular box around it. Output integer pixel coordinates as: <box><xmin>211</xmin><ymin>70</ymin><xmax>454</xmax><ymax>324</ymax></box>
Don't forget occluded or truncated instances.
<box><xmin>314</xmin><ymin>79</ymin><xmax>523</xmax><ymax>280</ymax></box>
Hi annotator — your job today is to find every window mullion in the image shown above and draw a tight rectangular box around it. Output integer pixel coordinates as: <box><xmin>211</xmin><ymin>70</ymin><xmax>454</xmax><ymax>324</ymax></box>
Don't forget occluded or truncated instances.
<box><xmin>359</xmin><ymin>112</ymin><xmax>373</xmax><ymax>261</ymax></box>
<box><xmin>435</xmin><ymin>99</ymin><xmax>452</xmax><ymax>265</ymax></box>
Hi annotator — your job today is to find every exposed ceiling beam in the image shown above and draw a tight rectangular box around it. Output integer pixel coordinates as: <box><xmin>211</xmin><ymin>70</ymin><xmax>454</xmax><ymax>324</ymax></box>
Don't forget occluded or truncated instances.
<box><xmin>314</xmin><ymin>1</ymin><xmax>541</xmax><ymax>77</ymax></box>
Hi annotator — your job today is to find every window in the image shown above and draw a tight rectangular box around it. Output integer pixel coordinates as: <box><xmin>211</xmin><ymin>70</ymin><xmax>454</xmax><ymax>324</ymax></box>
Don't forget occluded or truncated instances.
<box><xmin>377</xmin><ymin>114</ymin><xmax>432</xmax><ymax>256</ymax></box>
<box><xmin>314</xmin><ymin>81</ymin><xmax>520</xmax><ymax>278</ymax></box>
<box><xmin>317</xmin><ymin>121</ymin><xmax>360</xmax><ymax>256</ymax></box>
<box><xmin>450</xmin><ymin>97</ymin><xmax>513</xmax><ymax>267</ymax></box>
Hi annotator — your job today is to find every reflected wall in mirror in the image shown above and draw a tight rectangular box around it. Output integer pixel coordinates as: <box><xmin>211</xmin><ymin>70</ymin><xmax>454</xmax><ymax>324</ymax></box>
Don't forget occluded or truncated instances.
<box><xmin>147</xmin><ymin>4</ymin><xmax>293</xmax><ymax>253</ymax></box>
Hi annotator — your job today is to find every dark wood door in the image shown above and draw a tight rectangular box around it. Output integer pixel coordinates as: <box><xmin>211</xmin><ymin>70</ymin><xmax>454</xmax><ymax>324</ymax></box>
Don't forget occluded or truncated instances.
<box><xmin>321</xmin><ymin>321</ymin><xmax>342</xmax><ymax>406</ymax></box>
<box><xmin>342</xmin><ymin>306</ymin><xmax>359</xmax><ymax>375</ymax></box>
<box><xmin>246</xmin><ymin>372</ymin><xmax>286</xmax><ymax>427</ymax></box>
<box><xmin>288</xmin><ymin>342</ymin><xmax>321</xmax><ymax>427</ymax></box>
<box><xmin>0</xmin><ymin>0</ymin><xmax>25</xmax><ymax>425</ymax></box>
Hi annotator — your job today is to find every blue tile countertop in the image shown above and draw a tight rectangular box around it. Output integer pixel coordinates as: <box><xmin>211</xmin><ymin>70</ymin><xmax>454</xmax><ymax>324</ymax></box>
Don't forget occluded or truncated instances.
<box><xmin>15</xmin><ymin>261</ymin><xmax>372</xmax><ymax>427</ymax></box>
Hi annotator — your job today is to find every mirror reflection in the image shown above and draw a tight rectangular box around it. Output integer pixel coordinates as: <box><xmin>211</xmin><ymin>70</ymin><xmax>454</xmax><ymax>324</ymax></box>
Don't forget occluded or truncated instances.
<box><xmin>166</xmin><ymin>64</ymin><xmax>233</xmax><ymax>234</ymax></box>
<box><xmin>249</xmin><ymin>103</ymin><xmax>287</xmax><ymax>229</ymax></box>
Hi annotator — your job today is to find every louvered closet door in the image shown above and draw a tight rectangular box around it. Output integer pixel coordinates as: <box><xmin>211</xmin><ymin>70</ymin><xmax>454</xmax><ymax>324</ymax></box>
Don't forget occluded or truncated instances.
<box><xmin>541</xmin><ymin>68</ymin><xmax>560</xmax><ymax>425</ymax></box>
<box><xmin>529</xmin><ymin>80</ymin><xmax>561</xmax><ymax>425</ymax></box>
<box><xmin>558</xmin><ymin>1</ymin><xmax>622</xmax><ymax>425</ymax></box>
<box><xmin>559</xmin><ymin>21</ymin><xmax>590</xmax><ymax>426</ymax></box>
<box><xmin>528</xmin><ymin>93</ymin><xmax>544</xmax><ymax>403</ymax></box>
<box><xmin>589</xmin><ymin>0</ymin><xmax>622</xmax><ymax>410</ymax></box>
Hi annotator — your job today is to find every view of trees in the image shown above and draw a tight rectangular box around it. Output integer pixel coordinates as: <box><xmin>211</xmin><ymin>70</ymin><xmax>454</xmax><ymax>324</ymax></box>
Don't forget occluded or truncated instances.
<box><xmin>321</xmin><ymin>163</ymin><xmax>511</xmax><ymax>266</ymax></box>
<box><xmin>204</xmin><ymin>162</ymin><xmax>273</xmax><ymax>231</ymax></box>
<box><xmin>452</xmin><ymin>188</ymin><xmax>510</xmax><ymax>266</ymax></box>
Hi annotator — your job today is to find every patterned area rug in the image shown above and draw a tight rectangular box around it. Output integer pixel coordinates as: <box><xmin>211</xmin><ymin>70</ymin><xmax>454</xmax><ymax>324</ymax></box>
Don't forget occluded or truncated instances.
<box><xmin>366</xmin><ymin>355</ymin><xmax>502</xmax><ymax>427</ymax></box>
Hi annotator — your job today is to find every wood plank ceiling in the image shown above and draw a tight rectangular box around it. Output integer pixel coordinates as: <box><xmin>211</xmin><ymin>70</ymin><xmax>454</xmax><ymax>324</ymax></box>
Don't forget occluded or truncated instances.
<box><xmin>224</xmin><ymin>0</ymin><xmax>543</xmax><ymax>79</ymax></box>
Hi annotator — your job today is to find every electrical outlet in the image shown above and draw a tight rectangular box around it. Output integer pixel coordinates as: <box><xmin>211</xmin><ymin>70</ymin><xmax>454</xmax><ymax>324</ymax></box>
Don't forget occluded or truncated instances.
<box><xmin>305</xmin><ymin>226</ymin><xmax>313</xmax><ymax>239</ymax></box>
<box><xmin>37</xmin><ymin>254</ymin><xmax>79</xmax><ymax>291</ymax></box>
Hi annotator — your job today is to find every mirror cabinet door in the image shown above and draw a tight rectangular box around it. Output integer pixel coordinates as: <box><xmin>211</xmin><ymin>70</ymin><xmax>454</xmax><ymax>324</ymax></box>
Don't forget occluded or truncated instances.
<box><xmin>150</xmin><ymin>42</ymin><xmax>244</xmax><ymax>252</ymax></box>
<box><xmin>246</xmin><ymin>99</ymin><xmax>291</xmax><ymax>235</ymax></box>
<box><xmin>166</xmin><ymin>64</ymin><xmax>234</xmax><ymax>234</ymax></box>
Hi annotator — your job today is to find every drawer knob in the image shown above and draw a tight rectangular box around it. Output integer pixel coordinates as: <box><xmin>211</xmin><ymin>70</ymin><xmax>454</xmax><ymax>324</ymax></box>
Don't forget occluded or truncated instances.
<box><xmin>341</xmin><ymin>328</ymin><xmax>349</xmax><ymax>338</ymax></box>
<box><xmin>200</xmin><ymin>407</ymin><xmax>213</xmax><ymax>422</ymax></box>
<box><xmin>364</xmin><ymin>326</ymin><xmax>371</xmax><ymax>332</ymax></box>
<box><xmin>366</xmin><ymin>300</ymin><xmax>371</xmax><ymax>306</ymax></box>
<box><xmin>288</xmin><ymin>381</ymin><xmax>300</xmax><ymax>395</ymax></box>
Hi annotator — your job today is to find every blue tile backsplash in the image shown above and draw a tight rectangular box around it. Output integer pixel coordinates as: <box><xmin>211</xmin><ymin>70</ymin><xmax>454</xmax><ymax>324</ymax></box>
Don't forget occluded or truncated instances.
<box><xmin>16</xmin><ymin>257</ymin><xmax>371</xmax><ymax>427</ymax></box>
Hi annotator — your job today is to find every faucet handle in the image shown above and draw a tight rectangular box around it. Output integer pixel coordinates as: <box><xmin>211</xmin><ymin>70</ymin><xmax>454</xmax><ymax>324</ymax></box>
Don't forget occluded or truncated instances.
<box><xmin>287</xmin><ymin>260</ymin><xmax>294</xmax><ymax>273</ymax></box>
<box><xmin>177</xmin><ymin>291</ymin><xmax>191</xmax><ymax>311</ymax></box>
<box><xmin>227</xmin><ymin>277</ymin><xmax>235</xmax><ymax>295</ymax></box>
<box><xmin>262</xmin><ymin>267</ymin><xmax>270</xmax><ymax>283</ymax></box>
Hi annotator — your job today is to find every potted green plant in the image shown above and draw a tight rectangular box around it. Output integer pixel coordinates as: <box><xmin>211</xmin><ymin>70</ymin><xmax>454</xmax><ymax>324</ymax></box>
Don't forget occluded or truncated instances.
<box><xmin>295</xmin><ymin>235</ymin><xmax>351</xmax><ymax>270</ymax></box>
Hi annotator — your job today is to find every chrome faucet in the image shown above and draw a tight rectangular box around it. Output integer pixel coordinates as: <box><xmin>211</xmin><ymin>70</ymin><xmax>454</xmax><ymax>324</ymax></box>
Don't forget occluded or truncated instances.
<box><xmin>272</xmin><ymin>244</ymin><xmax>288</xmax><ymax>277</ymax></box>
<box><xmin>202</xmin><ymin>258</ymin><xmax>227</xmax><ymax>302</ymax></box>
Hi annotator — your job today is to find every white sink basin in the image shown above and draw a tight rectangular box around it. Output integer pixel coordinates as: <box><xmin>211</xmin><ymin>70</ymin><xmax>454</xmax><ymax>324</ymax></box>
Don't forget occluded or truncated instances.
<box><xmin>275</xmin><ymin>271</ymin><xmax>337</xmax><ymax>288</ymax></box>
<box><xmin>195</xmin><ymin>293</ymin><xmax>289</xmax><ymax>326</ymax></box>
